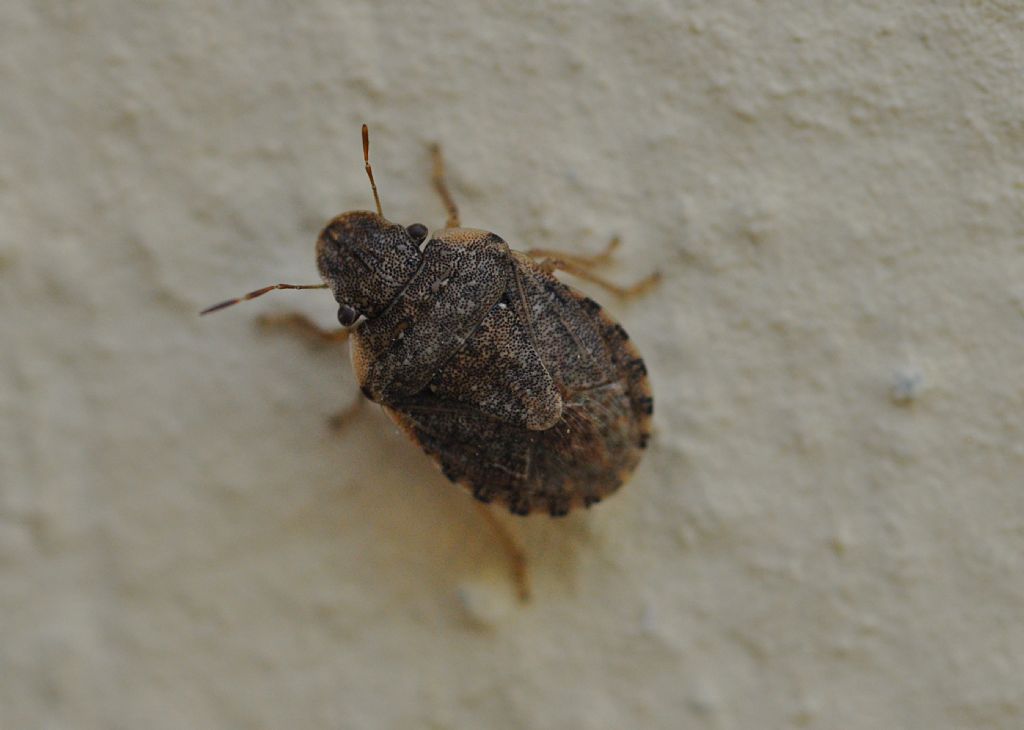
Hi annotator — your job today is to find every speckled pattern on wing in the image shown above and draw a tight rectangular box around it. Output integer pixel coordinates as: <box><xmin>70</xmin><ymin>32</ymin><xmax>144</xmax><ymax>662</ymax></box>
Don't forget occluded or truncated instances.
<box><xmin>357</xmin><ymin>229</ymin><xmax>652</xmax><ymax>517</ymax></box>
<box><xmin>352</xmin><ymin>229</ymin><xmax>516</xmax><ymax>401</ymax></box>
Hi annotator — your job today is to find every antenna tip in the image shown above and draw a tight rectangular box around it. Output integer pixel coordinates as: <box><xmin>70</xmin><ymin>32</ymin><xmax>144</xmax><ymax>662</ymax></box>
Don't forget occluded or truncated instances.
<box><xmin>197</xmin><ymin>301</ymin><xmax>226</xmax><ymax>315</ymax></box>
<box><xmin>199</xmin><ymin>300</ymin><xmax>232</xmax><ymax>316</ymax></box>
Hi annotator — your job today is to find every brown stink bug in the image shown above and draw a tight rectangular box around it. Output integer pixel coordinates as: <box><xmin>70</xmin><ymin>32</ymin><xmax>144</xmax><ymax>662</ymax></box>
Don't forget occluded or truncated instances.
<box><xmin>202</xmin><ymin>126</ymin><xmax>658</xmax><ymax>599</ymax></box>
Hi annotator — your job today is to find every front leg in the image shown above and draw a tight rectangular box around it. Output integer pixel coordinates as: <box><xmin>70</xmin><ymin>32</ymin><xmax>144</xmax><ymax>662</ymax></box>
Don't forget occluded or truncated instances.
<box><xmin>257</xmin><ymin>311</ymin><xmax>359</xmax><ymax>430</ymax></box>
<box><xmin>256</xmin><ymin>312</ymin><xmax>351</xmax><ymax>345</ymax></box>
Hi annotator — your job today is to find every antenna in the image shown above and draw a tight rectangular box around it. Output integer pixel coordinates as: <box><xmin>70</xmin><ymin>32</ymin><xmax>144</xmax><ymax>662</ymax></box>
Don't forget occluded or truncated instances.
<box><xmin>362</xmin><ymin>124</ymin><xmax>383</xmax><ymax>217</ymax></box>
<box><xmin>201</xmin><ymin>125</ymin><xmax>382</xmax><ymax>317</ymax></box>
<box><xmin>199</xmin><ymin>283</ymin><xmax>327</xmax><ymax>315</ymax></box>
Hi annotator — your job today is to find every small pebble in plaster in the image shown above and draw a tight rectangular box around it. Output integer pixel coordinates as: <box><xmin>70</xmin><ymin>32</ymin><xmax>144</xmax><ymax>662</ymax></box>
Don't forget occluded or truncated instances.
<box><xmin>638</xmin><ymin>602</ymin><xmax>658</xmax><ymax>635</ymax></box>
<box><xmin>1010</xmin><ymin>289</ymin><xmax>1024</xmax><ymax>318</ymax></box>
<box><xmin>791</xmin><ymin>696</ymin><xmax>821</xmax><ymax>726</ymax></box>
<box><xmin>665</xmin><ymin>195</ymin><xmax>693</xmax><ymax>258</ymax></box>
<box><xmin>0</xmin><ymin>240</ymin><xmax>18</xmax><ymax>270</ymax></box>
<box><xmin>828</xmin><ymin>534</ymin><xmax>847</xmax><ymax>557</ymax></box>
<box><xmin>889</xmin><ymin>368</ymin><xmax>924</xmax><ymax>405</ymax></box>
<box><xmin>457</xmin><ymin>580</ymin><xmax>513</xmax><ymax>628</ymax></box>
<box><xmin>687</xmin><ymin>680</ymin><xmax>722</xmax><ymax>718</ymax></box>
<box><xmin>735</xmin><ymin>196</ymin><xmax>777</xmax><ymax>245</ymax></box>
<box><xmin>0</xmin><ymin>521</ymin><xmax>34</xmax><ymax>564</ymax></box>
<box><xmin>828</xmin><ymin>520</ymin><xmax>854</xmax><ymax>556</ymax></box>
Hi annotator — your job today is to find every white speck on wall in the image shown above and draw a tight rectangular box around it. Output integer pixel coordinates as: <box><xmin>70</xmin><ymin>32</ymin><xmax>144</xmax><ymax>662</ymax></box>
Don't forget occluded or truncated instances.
<box><xmin>890</xmin><ymin>367</ymin><xmax>925</xmax><ymax>404</ymax></box>
<box><xmin>3</xmin><ymin>1</ymin><xmax>1024</xmax><ymax>729</ymax></box>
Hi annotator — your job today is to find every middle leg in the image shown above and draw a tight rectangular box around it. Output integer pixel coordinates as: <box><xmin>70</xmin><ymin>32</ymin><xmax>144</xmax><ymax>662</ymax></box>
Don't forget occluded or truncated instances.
<box><xmin>535</xmin><ymin>256</ymin><xmax>662</xmax><ymax>299</ymax></box>
<box><xmin>525</xmin><ymin>234</ymin><xmax>622</xmax><ymax>270</ymax></box>
<box><xmin>525</xmin><ymin>234</ymin><xmax>661</xmax><ymax>299</ymax></box>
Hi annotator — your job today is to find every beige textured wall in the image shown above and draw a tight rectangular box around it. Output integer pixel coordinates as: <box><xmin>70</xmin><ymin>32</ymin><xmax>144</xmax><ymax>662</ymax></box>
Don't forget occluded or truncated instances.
<box><xmin>3</xmin><ymin>2</ymin><xmax>1023</xmax><ymax>728</ymax></box>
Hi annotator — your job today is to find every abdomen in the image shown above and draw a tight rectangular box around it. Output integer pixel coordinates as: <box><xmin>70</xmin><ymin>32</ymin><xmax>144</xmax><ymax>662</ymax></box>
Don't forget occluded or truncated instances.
<box><xmin>385</xmin><ymin>260</ymin><xmax>652</xmax><ymax>517</ymax></box>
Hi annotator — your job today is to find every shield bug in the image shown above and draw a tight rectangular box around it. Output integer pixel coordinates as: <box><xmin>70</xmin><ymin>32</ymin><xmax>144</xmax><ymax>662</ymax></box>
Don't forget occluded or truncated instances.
<box><xmin>202</xmin><ymin>126</ymin><xmax>658</xmax><ymax>598</ymax></box>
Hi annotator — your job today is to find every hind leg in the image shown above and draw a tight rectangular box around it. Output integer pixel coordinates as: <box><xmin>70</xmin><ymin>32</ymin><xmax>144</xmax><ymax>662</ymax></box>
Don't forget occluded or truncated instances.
<box><xmin>474</xmin><ymin>503</ymin><xmax>531</xmax><ymax>602</ymax></box>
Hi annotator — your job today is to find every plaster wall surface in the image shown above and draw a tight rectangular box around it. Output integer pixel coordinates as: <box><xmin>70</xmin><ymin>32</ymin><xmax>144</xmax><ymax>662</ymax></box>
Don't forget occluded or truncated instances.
<box><xmin>2</xmin><ymin>2</ymin><xmax>1023</xmax><ymax>728</ymax></box>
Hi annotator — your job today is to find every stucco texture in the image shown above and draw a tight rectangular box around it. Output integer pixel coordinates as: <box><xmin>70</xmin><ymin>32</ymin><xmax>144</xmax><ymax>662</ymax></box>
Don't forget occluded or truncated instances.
<box><xmin>3</xmin><ymin>2</ymin><xmax>1023</xmax><ymax>728</ymax></box>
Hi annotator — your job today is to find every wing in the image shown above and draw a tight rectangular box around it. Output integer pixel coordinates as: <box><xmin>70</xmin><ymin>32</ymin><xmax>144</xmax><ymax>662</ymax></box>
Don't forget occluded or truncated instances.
<box><xmin>384</xmin><ymin>253</ymin><xmax>652</xmax><ymax>517</ymax></box>
<box><xmin>353</xmin><ymin>230</ymin><xmax>514</xmax><ymax>401</ymax></box>
<box><xmin>420</xmin><ymin>293</ymin><xmax>563</xmax><ymax>430</ymax></box>
<box><xmin>384</xmin><ymin>379</ymin><xmax>631</xmax><ymax>516</ymax></box>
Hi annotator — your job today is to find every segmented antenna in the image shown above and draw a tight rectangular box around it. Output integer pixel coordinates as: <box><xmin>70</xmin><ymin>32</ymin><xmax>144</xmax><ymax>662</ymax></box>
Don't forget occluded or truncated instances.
<box><xmin>362</xmin><ymin>124</ymin><xmax>383</xmax><ymax>217</ymax></box>
<box><xmin>201</xmin><ymin>126</ymin><xmax>384</xmax><ymax>316</ymax></box>
<box><xmin>199</xmin><ymin>283</ymin><xmax>327</xmax><ymax>315</ymax></box>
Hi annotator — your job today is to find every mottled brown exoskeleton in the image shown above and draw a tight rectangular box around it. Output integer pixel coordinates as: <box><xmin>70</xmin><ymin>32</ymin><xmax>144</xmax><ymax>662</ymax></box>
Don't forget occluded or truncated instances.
<box><xmin>203</xmin><ymin>126</ymin><xmax>657</xmax><ymax>597</ymax></box>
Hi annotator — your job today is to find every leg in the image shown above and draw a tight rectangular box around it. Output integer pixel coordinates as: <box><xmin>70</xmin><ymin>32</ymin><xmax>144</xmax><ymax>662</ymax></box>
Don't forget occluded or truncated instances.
<box><xmin>474</xmin><ymin>503</ymin><xmax>531</xmax><ymax>602</ymax></box>
<box><xmin>537</xmin><ymin>257</ymin><xmax>662</xmax><ymax>300</ymax></box>
<box><xmin>430</xmin><ymin>143</ymin><xmax>461</xmax><ymax>228</ymax></box>
<box><xmin>256</xmin><ymin>312</ymin><xmax>350</xmax><ymax>345</ymax></box>
<box><xmin>525</xmin><ymin>235</ymin><xmax>621</xmax><ymax>270</ymax></box>
<box><xmin>258</xmin><ymin>312</ymin><xmax>353</xmax><ymax>422</ymax></box>
<box><xmin>328</xmin><ymin>396</ymin><xmax>366</xmax><ymax>431</ymax></box>
<box><xmin>256</xmin><ymin>311</ymin><xmax>361</xmax><ymax>430</ymax></box>
<box><xmin>526</xmin><ymin>235</ymin><xmax>661</xmax><ymax>299</ymax></box>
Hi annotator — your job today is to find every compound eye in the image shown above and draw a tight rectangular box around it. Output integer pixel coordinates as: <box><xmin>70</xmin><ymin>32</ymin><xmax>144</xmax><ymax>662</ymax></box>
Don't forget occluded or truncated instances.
<box><xmin>337</xmin><ymin>305</ymin><xmax>359</xmax><ymax>327</ymax></box>
<box><xmin>406</xmin><ymin>223</ymin><xmax>428</xmax><ymax>245</ymax></box>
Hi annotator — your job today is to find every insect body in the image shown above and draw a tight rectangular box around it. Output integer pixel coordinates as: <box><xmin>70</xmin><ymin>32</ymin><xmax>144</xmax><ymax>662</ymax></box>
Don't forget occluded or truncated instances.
<box><xmin>204</xmin><ymin>127</ymin><xmax>654</xmax><ymax>518</ymax></box>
